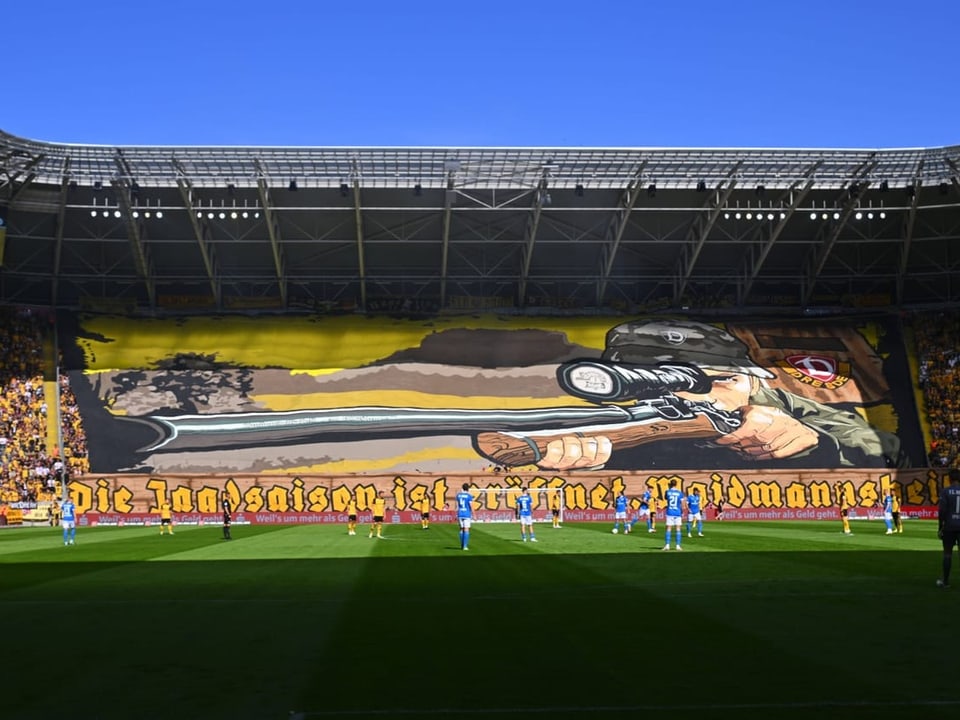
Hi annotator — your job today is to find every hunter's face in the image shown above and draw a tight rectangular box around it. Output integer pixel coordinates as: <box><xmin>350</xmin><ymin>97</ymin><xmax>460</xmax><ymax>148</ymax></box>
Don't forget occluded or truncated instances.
<box><xmin>677</xmin><ymin>369</ymin><xmax>753</xmax><ymax>410</ymax></box>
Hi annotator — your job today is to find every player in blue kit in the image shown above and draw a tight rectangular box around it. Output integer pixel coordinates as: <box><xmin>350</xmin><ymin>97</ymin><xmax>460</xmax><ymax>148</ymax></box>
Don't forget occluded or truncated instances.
<box><xmin>456</xmin><ymin>483</ymin><xmax>474</xmax><ymax>551</ymax></box>
<box><xmin>663</xmin><ymin>479</ymin><xmax>686</xmax><ymax>551</ymax></box>
<box><xmin>686</xmin><ymin>487</ymin><xmax>704</xmax><ymax>538</ymax></box>
<box><xmin>612</xmin><ymin>490</ymin><xmax>629</xmax><ymax>534</ymax></box>
<box><xmin>516</xmin><ymin>487</ymin><xmax>537</xmax><ymax>542</ymax></box>
<box><xmin>61</xmin><ymin>496</ymin><xmax>77</xmax><ymax>545</ymax></box>
<box><xmin>882</xmin><ymin>489</ymin><xmax>895</xmax><ymax>534</ymax></box>
<box><xmin>610</xmin><ymin>490</ymin><xmax>630</xmax><ymax>535</ymax></box>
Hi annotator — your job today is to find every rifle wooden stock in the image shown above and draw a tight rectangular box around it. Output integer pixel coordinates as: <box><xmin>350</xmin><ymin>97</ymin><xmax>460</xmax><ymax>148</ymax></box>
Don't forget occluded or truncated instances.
<box><xmin>475</xmin><ymin>412</ymin><xmax>725</xmax><ymax>467</ymax></box>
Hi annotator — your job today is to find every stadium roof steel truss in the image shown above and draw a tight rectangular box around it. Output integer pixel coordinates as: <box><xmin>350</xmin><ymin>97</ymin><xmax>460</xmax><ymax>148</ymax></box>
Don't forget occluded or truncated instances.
<box><xmin>1</xmin><ymin>130</ymin><xmax>959</xmax><ymax>314</ymax></box>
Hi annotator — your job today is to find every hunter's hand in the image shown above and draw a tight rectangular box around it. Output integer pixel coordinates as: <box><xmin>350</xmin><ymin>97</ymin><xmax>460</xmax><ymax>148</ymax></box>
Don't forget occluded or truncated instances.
<box><xmin>712</xmin><ymin>405</ymin><xmax>818</xmax><ymax>460</ymax></box>
<box><xmin>538</xmin><ymin>435</ymin><xmax>613</xmax><ymax>470</ymax></box>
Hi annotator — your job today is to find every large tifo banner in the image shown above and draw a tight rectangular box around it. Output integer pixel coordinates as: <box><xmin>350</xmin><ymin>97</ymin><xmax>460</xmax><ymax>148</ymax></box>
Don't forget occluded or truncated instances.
<box><xmin>63</xmin><ymin>312</ymin><xmax>924</xmax><ymax>478</ymax></box>
<box><xmin>70</xmin><ymin>468</ymin><xmax>945</xmax><ymax>525</ymax></box>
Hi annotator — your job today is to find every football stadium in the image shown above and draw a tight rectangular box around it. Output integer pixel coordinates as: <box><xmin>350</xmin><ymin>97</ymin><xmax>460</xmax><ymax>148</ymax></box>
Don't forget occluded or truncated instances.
<box><xmin>3</xmin><ymin>129</ymin><xmax>959</xmax><ymax>719</ymax></box>
<box><xmin>3</xmin><ymin>9</ymin><xmax>960</xmax><ymax>718</ymax></box>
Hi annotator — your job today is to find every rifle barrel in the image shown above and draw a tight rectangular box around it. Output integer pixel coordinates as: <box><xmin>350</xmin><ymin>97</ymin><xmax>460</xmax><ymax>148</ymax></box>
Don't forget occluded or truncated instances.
<box><xmin>140</xmin><ymin>404</ymin><xmax>650</xmax><ymax>453</ymax></box>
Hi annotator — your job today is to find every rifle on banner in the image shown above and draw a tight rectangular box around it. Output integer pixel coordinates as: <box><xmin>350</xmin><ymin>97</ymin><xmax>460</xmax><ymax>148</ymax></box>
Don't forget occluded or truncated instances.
<box><xmin>133</xmin><ymin>361</ymin><xmax>740</xmax><ymax>467</ymax></box>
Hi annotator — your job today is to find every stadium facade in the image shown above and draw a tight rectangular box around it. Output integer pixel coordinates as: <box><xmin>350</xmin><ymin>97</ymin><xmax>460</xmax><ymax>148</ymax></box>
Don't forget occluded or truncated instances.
<box><xmin>1</xmin><ymin>129</ymin><xmax>958</xmax><ymax>315</ymax></box>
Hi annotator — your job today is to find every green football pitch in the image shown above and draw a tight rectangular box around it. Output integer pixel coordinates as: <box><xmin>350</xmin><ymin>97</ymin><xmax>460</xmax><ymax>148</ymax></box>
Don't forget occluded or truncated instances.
<box><xmin>1</xmin><ymin>519</ymin><xmax>956</xmax><ymax>720</ymax></box>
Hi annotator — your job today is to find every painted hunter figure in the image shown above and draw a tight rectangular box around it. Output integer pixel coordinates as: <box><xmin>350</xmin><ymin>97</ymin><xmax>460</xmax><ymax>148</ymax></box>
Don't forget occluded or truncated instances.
<box><xmin>474</xmin><ymin>319</ymin><xmax>905</xmax><ymax>471</ymax></box>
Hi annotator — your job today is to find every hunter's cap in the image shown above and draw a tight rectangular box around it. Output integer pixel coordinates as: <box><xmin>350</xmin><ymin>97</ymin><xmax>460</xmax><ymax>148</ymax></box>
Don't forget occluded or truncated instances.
<box><xmin>602</xmin><ymin>319</ymin><xmax>775</xmax><ymax>379</ymax></box>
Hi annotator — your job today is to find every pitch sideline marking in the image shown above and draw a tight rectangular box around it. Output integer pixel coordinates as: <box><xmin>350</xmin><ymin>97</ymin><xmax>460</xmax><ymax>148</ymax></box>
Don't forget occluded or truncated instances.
<box><xmin>293</xmin><ymin>698</ymin><xmax>960</xmax><ymax>717</ymax></box>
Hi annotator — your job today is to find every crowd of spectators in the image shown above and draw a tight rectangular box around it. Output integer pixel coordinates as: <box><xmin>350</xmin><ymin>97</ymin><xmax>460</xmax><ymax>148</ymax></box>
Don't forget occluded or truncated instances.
<box><xmin>910</xmin><ymin>310</ymin><xmax>960</xmax><ymax>468</ymax></box>
<box><xmin>0</xmin><ymin>306</ymin><xmax>88</xmax><ymax>506</ymax></box>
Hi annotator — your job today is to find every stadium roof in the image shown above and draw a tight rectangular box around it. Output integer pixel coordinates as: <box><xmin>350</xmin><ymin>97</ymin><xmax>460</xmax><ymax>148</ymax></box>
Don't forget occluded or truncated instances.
<box><xmin>2</xmin><ymin>129</ymin><xmax>959</xmax><ymax>315</ymax></box>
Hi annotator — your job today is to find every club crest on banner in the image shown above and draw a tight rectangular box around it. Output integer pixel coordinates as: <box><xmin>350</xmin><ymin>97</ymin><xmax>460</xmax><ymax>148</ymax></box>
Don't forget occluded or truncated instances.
<box><xmin>781</xmin><ymin>354</ymin><xmax>851</xmax><ymax>389</ymax></box>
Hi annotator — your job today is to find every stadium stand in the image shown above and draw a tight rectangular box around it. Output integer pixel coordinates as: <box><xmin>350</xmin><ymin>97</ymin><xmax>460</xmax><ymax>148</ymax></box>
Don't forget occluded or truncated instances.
<box><xmin>912</xmin><ymin>310</ymin><xmax>960</xmax><ymax>468</ymax></box>
<box><xmin>0</xmin><ymin>307</ymin><xmax>88</xmax><ymax>509</ymax></box>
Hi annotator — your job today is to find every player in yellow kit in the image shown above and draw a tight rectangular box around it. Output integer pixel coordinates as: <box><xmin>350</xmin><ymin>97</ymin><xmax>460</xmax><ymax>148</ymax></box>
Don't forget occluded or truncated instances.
<box><xmin>159</xmin><ymin>498</ymin><xmax>174</xmax><ymax>535</ymax></box>
<box><xmin>419</xmin><ymin>494</ymin><xmax>431</xmax><ymax>530</ymax></box>
<box><xmin>835</xmin><ymin>481</ymin><xmax>852</xmax><ymax>535</ymax></box>
<box><xmin>347</xmin><ymin>498</ymin><xmax>358</xmax><ymax>535</ymax></box>
<box><xmin>369</xmin><ymin>492</ymin><xmax>386</xmax><ymax>538</ymax></box>
<box><xmin>892</xmin><ymin>488</ymin><xmax>903</xmax><ymax>533</ymax></box>
<box><xmin>550</xmin><ymin>491</ymin><xmax>562</xmax><ymax>529</ymax></box>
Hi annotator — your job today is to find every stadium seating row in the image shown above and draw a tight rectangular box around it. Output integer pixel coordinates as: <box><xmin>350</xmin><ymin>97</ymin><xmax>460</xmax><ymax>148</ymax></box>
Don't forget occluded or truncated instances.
<box><xmin>0</xmin><ymin>307</ymin><xmax>88</xmax><ymax>508</ymax></box>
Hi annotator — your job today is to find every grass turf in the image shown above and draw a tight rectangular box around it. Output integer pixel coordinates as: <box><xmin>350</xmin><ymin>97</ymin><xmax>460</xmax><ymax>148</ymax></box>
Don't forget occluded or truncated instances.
<box><xmin>1</xmin><ymin>519</ymin><xmax>956</xmax><ymax>720</ymax></box>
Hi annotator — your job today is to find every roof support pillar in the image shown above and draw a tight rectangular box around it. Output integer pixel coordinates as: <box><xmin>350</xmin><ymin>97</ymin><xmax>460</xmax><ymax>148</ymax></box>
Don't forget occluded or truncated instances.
<box><xmin>596</xmin><ymin>161</ymin><xmax>648</xmax><ymax>305</ymax></box>
<box><xmin>174</xmin><ymin>158</ymin><xmax>221</xmax><ymax>308</ymax></box>
<box><xmin>51</xmin><ymin>158</ymin><xmax>70</xmax><ymax>308</ymax></box>
<box><xmin>115</xmin><ymin>152</ymin><xmax>155</xmax><ymax>308</ymax></box>
<box><xmin>739</xmin><ymin>161</ymin><xmax>822</xmax><ymax>304</ymax></box>
<box><xmin>517</xmin><ymin>173</ymin><xmax>549</xmax><ymax>306</ymax></box>
<box><xmin>352</xmin><ymin>177</ymin><xmax>367</xmax><ymax>310</ymax></box>
<box><xmin>895</xmin><ymin>172</ymin><xmax>923</xmax><ymax>305</ymax></box>
<box><xmin>254</xmin><ymin>160</ymin><xmax>287</xmax><ymax>308</ymax></box>
<box><xmin>801</xmin><ymin>159</ymin><xmax>878</xmax><ymax>306</ymax></box>
<box><xmin>439</xmin><ymin>172</ymin><xmax>455</xmax><ymax>309</ymax></box>
<box><xmin>673</xmin><ymin>162</ymin><xmax>743</xmax><ymax>303</ymax></box>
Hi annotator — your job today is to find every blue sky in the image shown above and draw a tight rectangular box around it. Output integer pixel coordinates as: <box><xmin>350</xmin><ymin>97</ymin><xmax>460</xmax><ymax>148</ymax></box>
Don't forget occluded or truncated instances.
<box><xmin>4</xmin><ymin>1</ymin><xmax>957</xmax><ymax>149</ymax></box>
